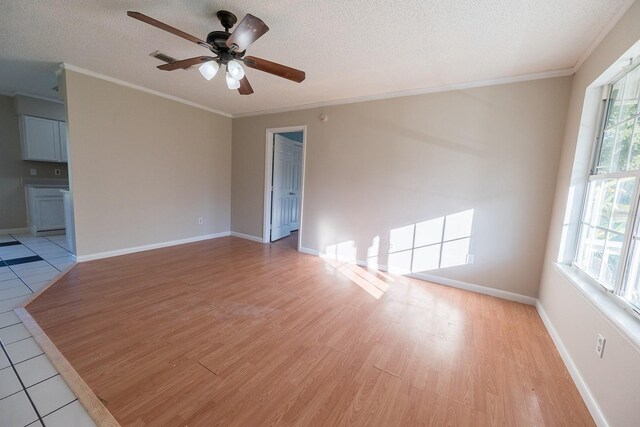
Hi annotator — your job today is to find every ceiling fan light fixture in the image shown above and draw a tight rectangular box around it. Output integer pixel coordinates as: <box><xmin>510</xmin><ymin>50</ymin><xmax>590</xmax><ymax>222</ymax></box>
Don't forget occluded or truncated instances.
<box><xmin>227</xmin><ymin>60</ymin><xmax>245</xmax><ymax>80</ymax></box>
<box><xmin>199</xmin><ymin>60</ymin><xmax>219</xmax><ymax>80</ymax></box>
<box><xmin>226</xmin><ymin>72</ymin><xmax>241</xmax><ymax>89</ymax></box>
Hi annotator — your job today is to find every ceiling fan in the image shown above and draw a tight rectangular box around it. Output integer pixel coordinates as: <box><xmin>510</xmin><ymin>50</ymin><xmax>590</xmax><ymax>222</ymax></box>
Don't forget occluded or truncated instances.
<box><xmin>127</xmin><ymin>10</ymin><xmax>306</xmax><ymax>95</ymax></box>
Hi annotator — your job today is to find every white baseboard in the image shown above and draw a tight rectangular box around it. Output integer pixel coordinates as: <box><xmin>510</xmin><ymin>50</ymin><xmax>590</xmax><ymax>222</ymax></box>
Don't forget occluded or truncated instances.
<box><xmin>0</xmin><ymin>227</ymin><xmax>29</xmax><ymax>235</ymax></box>
<box><xmin>298</xmin><ymin>246</ymin><xmax>319</xmax><ymax>256</ymax></box>
<box><xmin>298</xmin><ymin>247</ymin><xmax>536</xmax><ymax>306</ymax></box>
<box><xmin>535</xmin><ymin>301</ymin><xmax>608</xmax><ymax>427</ymax></box>
<box><xmin>230</xmin><ymin>231</ymin><xmax>263</xmax><ymax>243</ymax></box>
<box><xmin>76</xmin><ymin>231</ymin><xmax>230</xmax><ymax>262</ymax></box>
<box><xmin>409</xmin><ymin>271</ymin><xmax>537</xmax><ymax>305</ymax></box>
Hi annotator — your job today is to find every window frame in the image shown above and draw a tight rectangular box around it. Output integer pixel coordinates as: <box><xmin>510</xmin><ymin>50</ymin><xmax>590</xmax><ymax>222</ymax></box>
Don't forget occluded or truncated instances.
<box><xmin>573</xmin><ymin>60</ymin><xmax>640</xmax><ymax>319</ymax></box>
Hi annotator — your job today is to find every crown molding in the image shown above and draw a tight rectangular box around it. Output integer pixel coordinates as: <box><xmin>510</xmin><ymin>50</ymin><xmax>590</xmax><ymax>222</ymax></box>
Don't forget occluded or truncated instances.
<box><xmin>232</xmin><ymin>68</ymin><xmax>575</xmax><ymax>118</ymax></box>
<box><xmin>58</xmin><ymin>63</ymin><xmax>233</xmax><ymax>118</ymax></box>
<box><xmin>55</xmin><ymin>63</ymin><xmax>574</xmax><ymax>120</ymax></box>
<box><xmin>0</xmin><ymin>90</ymin><xmax>64</xmax><ymax>104</ymax></box>
<box><xmin>572</xmin><ymin>0</ymin><xmax>637</xmax><ymax>72</ymax></box>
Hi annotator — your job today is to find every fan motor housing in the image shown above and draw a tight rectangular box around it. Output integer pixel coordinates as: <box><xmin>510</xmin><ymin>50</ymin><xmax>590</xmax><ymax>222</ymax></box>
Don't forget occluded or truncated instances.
<box><xmin>206</xmin><ymin>31</ymin><xmax>245</xmax><ymax>63</ymax></box>
<box><xmin>206</xmin><ymin>31</ymin><xmax>230</xmax><ymax>50</ymax></box>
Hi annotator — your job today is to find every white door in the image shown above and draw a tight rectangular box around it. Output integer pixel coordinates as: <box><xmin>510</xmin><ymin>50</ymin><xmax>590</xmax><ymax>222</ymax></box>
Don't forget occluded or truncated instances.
<box><xmin>290</xmin><ymin>142</ymin><xmax>303</xmax><ymax>231</ymax></box>
<box><xmin>271</xmin><ymin>135</ymin><xmax>294</xmax><ymax>241</ymax></box>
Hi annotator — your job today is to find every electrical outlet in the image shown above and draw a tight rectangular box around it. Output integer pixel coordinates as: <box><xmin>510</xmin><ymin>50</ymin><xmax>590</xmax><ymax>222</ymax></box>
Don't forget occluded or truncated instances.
<box><xmin>30</xmin><ymin>169</ymin><xmax>37</xmax><ymax>176</ymax></box>
<box><xmin>54</xmin><ymin>169</ymin><xmax>61</xmax><ymax>176</ymax></box>
<box><xmin>198</xmin><ymin>217</ymin><xmax>204</xmax><ymax>225</ymax></box>
<box><xmin>596</xmin><ymin>334</ymin><xmax>606</xmax><ymax>358</ymax></box>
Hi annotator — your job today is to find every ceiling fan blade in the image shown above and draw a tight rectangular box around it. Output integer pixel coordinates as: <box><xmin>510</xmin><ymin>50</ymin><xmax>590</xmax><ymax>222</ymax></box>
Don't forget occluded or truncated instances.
<box><xmin>127</xmin><ymin>11</ymin><xmax>212</xmax><ymax>49</ymax></box>
<box><xmin>238</xmin><ymin>76</ymin><xmax>254</xmax><ymax>95</ymax></box>
<box><xmin>226</xmin><ymin>14</ymin><xmax>269</xmax><ymax>52</ymax></box>
<box><xmin>243</xmin><ymin>56</ymin><xmax>305</xmax><ymax>83</ymax></box>
<box><xmin>157</xmin><ymin>56</ymin><xmax>216</xmax><ymax>71</ymax></box>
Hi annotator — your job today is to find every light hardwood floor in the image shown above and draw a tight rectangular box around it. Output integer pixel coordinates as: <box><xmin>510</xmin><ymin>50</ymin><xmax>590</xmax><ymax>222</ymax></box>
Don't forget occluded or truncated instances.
<box><xmin>26</xmin><ymin>237</ymin><xmax>593</xmax><ymax>426</ymax></box>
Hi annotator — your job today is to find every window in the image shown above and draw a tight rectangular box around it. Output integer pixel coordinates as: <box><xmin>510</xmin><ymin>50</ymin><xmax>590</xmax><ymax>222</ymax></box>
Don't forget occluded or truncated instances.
<box><xmin>575</xmin><ymin>62</ymin><xmax>640</xmax><ymax>312</ymax></box>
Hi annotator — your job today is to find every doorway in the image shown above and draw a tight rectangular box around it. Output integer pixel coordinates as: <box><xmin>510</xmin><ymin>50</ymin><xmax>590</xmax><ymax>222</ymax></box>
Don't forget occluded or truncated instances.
<box><xmin>263</xmin><ymin>126</ymin><xmax>307</xmax><ymax>250</ymax></box>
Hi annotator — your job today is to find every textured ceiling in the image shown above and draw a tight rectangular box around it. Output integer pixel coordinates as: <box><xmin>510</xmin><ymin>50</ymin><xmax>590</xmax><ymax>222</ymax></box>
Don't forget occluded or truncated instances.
<box><xmin>0</xmin><ymin>0</ymin><xmax>634</xmax><ymax>116</ymax></box>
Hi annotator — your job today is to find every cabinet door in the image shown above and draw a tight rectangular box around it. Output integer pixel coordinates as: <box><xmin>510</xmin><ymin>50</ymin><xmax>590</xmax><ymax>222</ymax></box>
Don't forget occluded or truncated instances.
<box><xmin>35</xmin><ymin>196</ymin><xmax>65</xmax><ymax>231</ymax></box>
<box><xmin>58</xmin><ymin>121</ymin><xmax>68</xmax><ymax>163</ymax></box>
<box><xmin>21</xmin><ymin>116</ymin><xmax>61</xmax><ymax>161</ymax></box>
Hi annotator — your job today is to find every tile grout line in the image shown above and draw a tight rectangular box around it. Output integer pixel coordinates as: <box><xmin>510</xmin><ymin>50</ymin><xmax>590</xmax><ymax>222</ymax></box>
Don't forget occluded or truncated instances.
<box><xmin>4</xmin><ymin>234</ymin><xmax>76</xmax><ymax>294</ymax></box>
<box><xmin>0</xmin><ymin>338</ymin><xmax>45</xmax><ymax>426</ymax></box>
<box><xmin>4</xmin><ymin>260</ymin><xmax>37</xmax><ymax>295</ymax></box>
<box><xmin>43</xmin><ymin>235</ymin><xmax>72</xmax><ymax>253</ymax></box>
<box><xmin>25</xmin><ymin>372</ymin><xmax>60</xmax><ymax>390</ymax></box>
<box><xmin>0</xmin><ymin>333</ymin><xmax>35</xmax><ymax>345</ymax></box>
<box><xmin>0</xmin><ymin>349</ymin><xmax>46</xmax><ymax>373</ymax></box>
<box><xmin>10</xmin><ymin>233</ymin><xmax>73</xmax><ymax>258</ymax></box>
<box><xmin>38</xmin><ymin>397</ymin><xmax>79</xmax><ymax>420</ymax></box>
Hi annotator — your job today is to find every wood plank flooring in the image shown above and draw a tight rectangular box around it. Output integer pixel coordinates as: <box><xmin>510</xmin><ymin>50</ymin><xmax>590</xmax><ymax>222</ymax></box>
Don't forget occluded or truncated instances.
<box><xmin>26</xmin><ymin>237</ymin><xmax>594</xmax><ymax>426</ymax></box>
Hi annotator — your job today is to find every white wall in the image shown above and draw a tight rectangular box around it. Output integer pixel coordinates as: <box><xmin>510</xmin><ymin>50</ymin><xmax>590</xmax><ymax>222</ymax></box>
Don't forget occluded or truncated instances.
<box><xmin>62</xmin><ymin>70</ymin><xmax>232</xmax><ymax>258</ymax></box>
<box><xmin>232</xmin><ymin>76</ymin><xmax>572</xmax><ymax>298</ymax></box>
<box><xmin>538</xmin><ymin>2</ymin><xmax>640</xmax><ymax>426</ymax></box>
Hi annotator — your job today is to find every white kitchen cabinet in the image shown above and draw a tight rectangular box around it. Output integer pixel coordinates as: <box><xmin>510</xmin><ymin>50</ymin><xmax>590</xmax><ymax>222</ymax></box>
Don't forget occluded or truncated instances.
<box><xmin>19</xmin><ymin>115</ymin><xmax>68</xmax><ymax>163</ymax></box>
<box><xmin>25</xmin><ymin>186</ymin><xmax>67</xmax><ymax>234</ymax></box>
<box><xmin>59</xmin><ymin>121</ymin><xmax>68</xmax><ymax>163</ymax></box>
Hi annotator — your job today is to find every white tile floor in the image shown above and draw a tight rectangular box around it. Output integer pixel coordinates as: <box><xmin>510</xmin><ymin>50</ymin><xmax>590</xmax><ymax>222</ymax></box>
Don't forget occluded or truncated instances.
<box><xmin>0</xmin><ymin>233</ymin><xmax>96</xmax><ymax>427</ymax></box>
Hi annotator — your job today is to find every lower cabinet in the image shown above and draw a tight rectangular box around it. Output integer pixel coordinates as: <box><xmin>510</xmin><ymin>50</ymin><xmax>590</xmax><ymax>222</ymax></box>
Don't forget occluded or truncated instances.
<box><xmin>25</xmin><ymin>187</ymin><xmax>66</xmax><ymax>234</ymax></box>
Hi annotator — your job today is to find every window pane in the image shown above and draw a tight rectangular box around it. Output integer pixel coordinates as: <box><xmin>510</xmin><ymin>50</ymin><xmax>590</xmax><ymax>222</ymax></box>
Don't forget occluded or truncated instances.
<box><xmin>596</xmin><ymin>129</ymin><xmax>615</xmax><ymax>173</ymax></box>
<box><xmin>583</xmin><ymin>181</ymin><xmax>601</xmax><ymax>226</ymax></box>
<box><xmin>610</xmin><ymin>177</ymin><xmax>635</xmax><ymax>233</ymax></box>
<box><xmin>588</xmin><ymin>228</ymin><xmax>606</xmax><ymax>279</ymax></box>
<box><xmin>629</xmin><ymin>118</ymin><xmax>640</xmax><ymax>170</ymax></box>
<box><xmin>612</xmin><ymin>119</ymin><xmax>635</xmax><ymax>172</ymax></box>
<box><xmin>597</xmin><ymin>180</ymin><xmax>616</xmax><ymax>228</ymax></box>
<box><xmin>624</xmin><ymin>238</ymin><xmax>640</xmax><ymax>310</ymax></box>
<box><xmin>576</xmin><ymin>224</ymin><xmax>594</xmax><ymax>268</ymax></box>
<box><xmin>605</xmin><ymin>80</ymin><xmax>624</xmax><ymax>129</ymax></box>
<box><xmin>599</xmin><ymin>232</ymin><xmax>623</xmax><ymax>288</ymax></box>
<box><xmin>621</xmin><ymin>65</ymin><xmax>640</xmax><ymax>122</ymax></box>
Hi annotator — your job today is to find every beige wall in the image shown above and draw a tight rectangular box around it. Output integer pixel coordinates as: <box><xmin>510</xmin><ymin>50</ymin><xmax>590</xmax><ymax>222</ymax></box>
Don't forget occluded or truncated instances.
<box><xmin>232</xmin><ymin>76</ymin><xmax>572</xmax><ymax>297</ymax></box>
<box><xmin>0</xmin><ymin>95</ymin><xmax>69</xmax><ymax>230</ymax></box>
<box><xmin>62</xmin><ymin>70</ymin><xmax>231</xmax><ymax>257</ymax></box>
<box><xmin>13</xmin><ymin>94</ymin><xmax>67</xmax><ymax>121</ymax></box>
<box><xmin>538</xmin><ymin>2</ymin><xmax>640</xmax><ymax>426</ymax></box>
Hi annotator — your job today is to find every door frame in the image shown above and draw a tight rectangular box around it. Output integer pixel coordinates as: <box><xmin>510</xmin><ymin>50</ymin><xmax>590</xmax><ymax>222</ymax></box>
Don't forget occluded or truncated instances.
<box><xmin>263</xmin><ymin>125</ymin><xmax>308</xmax><ymax>250</ymax></box>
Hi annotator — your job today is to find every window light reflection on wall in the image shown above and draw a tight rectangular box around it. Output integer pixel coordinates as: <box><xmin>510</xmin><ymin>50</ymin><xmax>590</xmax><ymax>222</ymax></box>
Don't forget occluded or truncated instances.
<box><xmin>388</xmin><ymin>209</ymin><xmax>474</xmax><ymax>274</ymax></box>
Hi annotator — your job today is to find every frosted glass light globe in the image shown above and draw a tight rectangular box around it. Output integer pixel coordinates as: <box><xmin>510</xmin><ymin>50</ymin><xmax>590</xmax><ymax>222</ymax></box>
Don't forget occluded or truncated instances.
<box><xmin>198</xmin><ymin>61</ymin><xmax>219</xmax><ymax>80</ymax></box>
<box><xmin>226</xmin><ymin>60</ymin><xmax>245</xmax><ymax>80</ymax></box>
<box><xmin>226</xmin><ymin>72</ymin><xmax>241</xmax><ymax>89</ymax></box>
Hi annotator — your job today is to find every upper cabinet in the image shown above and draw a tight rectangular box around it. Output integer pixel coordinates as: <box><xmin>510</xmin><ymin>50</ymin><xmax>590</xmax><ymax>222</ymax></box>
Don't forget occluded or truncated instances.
<box><xmin>58</xmin><ymin>121</ymin><xmax>68</xmax><ymax>163</ymax></box>
<box><xmin>19</xmin><ymin>115</ymin><xmax>68</xmax><ymax>163</ymax></box>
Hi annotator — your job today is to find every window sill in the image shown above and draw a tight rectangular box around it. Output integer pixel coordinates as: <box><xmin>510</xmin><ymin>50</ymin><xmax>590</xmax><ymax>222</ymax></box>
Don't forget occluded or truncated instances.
<box><xmin>553</xmin><ymin>263</ymin><xmax>640</xmax><ymax>354</ymax></box>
